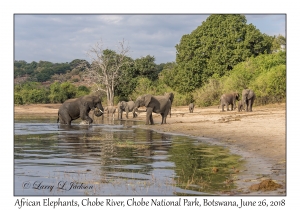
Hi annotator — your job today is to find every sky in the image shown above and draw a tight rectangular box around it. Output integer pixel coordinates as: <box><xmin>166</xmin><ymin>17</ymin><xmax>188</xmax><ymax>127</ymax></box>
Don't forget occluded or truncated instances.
<box><xmin>14</xmin><ymin>14</ymin><xmax>286</xmax><ymax>64</ymax></box>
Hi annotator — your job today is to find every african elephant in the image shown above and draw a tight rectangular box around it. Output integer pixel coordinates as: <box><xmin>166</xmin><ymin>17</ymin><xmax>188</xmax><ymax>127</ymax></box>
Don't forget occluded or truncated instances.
<box><xmin>117</xmin><ymin>101</ymin><xmax>137</xmax><ymax>119</ymax></box>
<box><xmin>105</xmin><ymin>106</ymin><xmax>116</xmax><ymax>119</ymax></box>
<box><xmin>57</xmin><ymin>94</ymin><xmax>104</xmax><ymax>125</ymax></box>
<box><xmin>218</xmin><ymin>92</ymin><xmax>240</xmax><ymax>111</ymax></box>
<box><xmin>189</xmin><ymin>103</ymin><xmax>195</xmax><ymax>113</ymax></box>
<box><xmin>164</xmin><ymin>92</ymin><xmax>174</xmax><ymax>117</ymax></box>
<box><xmin>237</xmin><ymin>100</ymin><xmax>244</xmax><ymax>112</ymax></box>
<box><xmin>134</xmin><ymin>94</ymin><xmax>171</xmax><ymax>125</ymax></box>
<box><xmin>242</xmin><ymin>89</ymin><xmax>256</xmax><ymax>112</ymax></box>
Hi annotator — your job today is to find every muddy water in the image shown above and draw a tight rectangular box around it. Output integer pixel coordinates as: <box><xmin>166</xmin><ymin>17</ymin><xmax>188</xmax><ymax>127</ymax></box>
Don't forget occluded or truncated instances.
<box><xmin>14</xmin><ymin>116</ymin><xmax>244</xmax><ymax>196</ymax></box>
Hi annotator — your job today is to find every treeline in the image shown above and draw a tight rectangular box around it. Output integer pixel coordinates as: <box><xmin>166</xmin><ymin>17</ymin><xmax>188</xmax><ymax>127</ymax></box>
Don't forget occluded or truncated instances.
<box><xmin>14</xmin><ymin>82</ymin><xmax>90</xmax><ymax>105</ymax></box>
<box><xmin>14</xmin><ymin>55</ymin><xmax>165</xmax><ymax>105</ymax></box>
<box><xmin>14</xmin><ymin>15</ymin><xmax>286</xmax><ymax>107</ymax></box>
<box><xmin>14</xmin><ymin>59</ymin><xmax>89</xmax><ymax>82</ymax></box>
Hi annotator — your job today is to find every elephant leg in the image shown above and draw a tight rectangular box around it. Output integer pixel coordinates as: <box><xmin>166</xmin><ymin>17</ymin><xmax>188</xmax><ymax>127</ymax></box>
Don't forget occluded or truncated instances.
<box><xmin>221</xmin><ymin>104</ymin><xmax>225</xmax><ymax>112</ymax></box>
<box><xmin>161</xmin><ymin>113</ymin><xmax>167</xmax><ymax>124</ymax></box>
<box><xmin>145</xmin><ymin>108</ymin><xmax>153</xmax><ymax>125</ymax></box>
<box><xmin>60</xmin><ymin>112</ymin><xmax>71</xmax><ymax>125</ymax></box>
<box><xmin>81</xmin><ymin>112</ymin><xmax>93</xmax><ymax>124</ymax></box>
<box><xmin>84</xmin><ymin>116</ymin><xmax>93</xmax><ymax>124</ymax></box>
<box><xmin>163</xmin><ymin>114</ymin><xmax>167</xmax><ymax>124</ymax></box>
<box><xmin>133</xmin><ymin>111</ymin><xmax>137</xmax><ymax>118</ymax></box>
<box><xmin>246</xmin><ymin>101</ymin><xmax>249</xmax><ymax>112</ymax></box>
<box><xmin>226</xmin><ymin>103</ymin><xmax>229</xmax><ymax>111</ymax></box>
<box><xmin>249</xmin><ymin>99</ymin><xmax>253</xmax><ymax>112</ymax></box>
<box><xmin>150</xmin><ymin>113</ymin><xmax>154</xmax><ymax>125</ymax></box>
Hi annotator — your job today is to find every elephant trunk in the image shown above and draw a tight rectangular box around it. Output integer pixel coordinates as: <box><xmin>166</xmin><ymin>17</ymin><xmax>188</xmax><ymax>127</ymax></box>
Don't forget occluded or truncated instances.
<box><xmin>94</xmin><ymin>107</ymin><xmax>104</xmax><ymax>117</ymax></box>
<box><xmin>242</xmin><ymin>98</ymin><xmax>246</xmax><ymax>109</ymax></box>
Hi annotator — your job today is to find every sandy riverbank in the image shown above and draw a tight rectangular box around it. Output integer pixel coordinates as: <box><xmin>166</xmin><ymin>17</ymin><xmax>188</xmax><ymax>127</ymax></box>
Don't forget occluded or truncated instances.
<box><xmin>14</xmin><ymin>103</ymin><xmax>286</xmax><ymax>195</ymax></box>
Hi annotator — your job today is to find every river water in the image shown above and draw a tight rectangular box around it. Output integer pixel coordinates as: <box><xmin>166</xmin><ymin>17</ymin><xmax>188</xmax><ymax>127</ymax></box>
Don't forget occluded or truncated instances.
<box><xmin>14</xmin><ymin>116</ymin><xmax>243</xmax><ymax>196</ymax></box>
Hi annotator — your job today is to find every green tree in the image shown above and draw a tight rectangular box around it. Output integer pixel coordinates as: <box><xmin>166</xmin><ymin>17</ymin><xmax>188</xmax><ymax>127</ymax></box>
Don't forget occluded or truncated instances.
<box><xmin>271</xmin><ymin>34</ymin><xmax>286</xmax><ymax>53</ymax></box>
<box><xmin>115</xmin><ymin>56</ymin><xmax>139</xmax><ymax>100</ymax></box>
<box><xmin>48</xmin><ymin>82</ymin><xmax>77</xmax><ymax>103</ymax></box>
<box><xmin>159</xmin><ymin>62</ymin><xmax>177</xmax><ymax>88</ymax></box>
<box><xmin>14</xmin><ymin>82</ymin><xmax>50</xmax><ymax>104</ymax></box>
<box><xmin>172</xmin><ymin>14</ymin><xmax>273</xmax><ymax>93</ymax></box>
<box><xmin>48</xmin><ymin>82</ymin><xmax>62</xmax><ymax>103</ymax></box>
<box><xmin>69</xmin><ymin>59</ymin><xmax>90</xmax><ymax>71</ymax></box>
<box><xmin>134</xmin><ymin>55</ymin><xmax>159</xmax><ymax>81</ymax></box>
<box><xmin>76</xmin><ymin>85</ymin><xmax>90</xmax><ymax>97</ymax></box>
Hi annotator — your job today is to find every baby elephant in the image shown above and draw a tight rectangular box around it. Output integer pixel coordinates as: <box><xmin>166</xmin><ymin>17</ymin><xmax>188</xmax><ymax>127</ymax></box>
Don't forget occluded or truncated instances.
<box><xmin>105</xmin><ymin>106</ymin><xmax>116</xmax><ymax>119</ymax></box>
<box><xmin>237</xmin><ymin>100</ymin><xmax>244</xmax><ymax>112</ymax></box>
<box><xmin>189</xmin><ymin>103</ymin><xmax>195</xmax><ymax>113</ymax></box>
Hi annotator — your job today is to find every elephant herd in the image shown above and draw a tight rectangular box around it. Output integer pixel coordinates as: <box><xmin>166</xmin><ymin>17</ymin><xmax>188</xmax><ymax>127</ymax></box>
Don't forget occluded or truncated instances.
<box><xmin>57</xmin><ymin>89</ymin><xmax>255</xmax><ymax>125</ymax></box>
<box><xmin>218</xmin><ymin>89</ymin><xmax>256</xmax><ymax>112</ymax></box>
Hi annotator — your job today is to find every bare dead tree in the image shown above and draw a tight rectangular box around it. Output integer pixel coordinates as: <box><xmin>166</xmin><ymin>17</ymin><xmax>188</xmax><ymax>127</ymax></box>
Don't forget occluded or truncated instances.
<box><xmin>84</xmin><ymin>39</ymin><xmax>130</xmax><ymax>106</ymax></box>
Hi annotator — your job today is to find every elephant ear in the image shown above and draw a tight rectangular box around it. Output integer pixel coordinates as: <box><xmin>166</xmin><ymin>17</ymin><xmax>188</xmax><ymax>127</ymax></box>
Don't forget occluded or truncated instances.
<box><xmin>83</xmin><ymin>97</ymin><xmax>95</xmax><ymax>109</ymax></box>
<box><xmin>144</xmin><ymin>94</ymin><xmax>152</xmax><ymax>107</ymax></box>
<box><xmin>247</xmin><ymin>90</ymin><xmax>254</xmax><ymax>99</ymax></box>
<box><xmin>164</xmin><ymin>92</ymin><xmax>174</xmax><ymax>103</ymax></box>
<box><xmin>120</xmin><ymin>101</ymin><xmax>126</xmax><ymax>108</ymax></box>
<box><xmin>83</xmin><ymin>101</ymin><xmax>89</xmax><ymax>108</ymax></box>
<box><xmin>169</xmin><ymin>93</ymin><xmax>174</xmax><ymax>103</ymax></box>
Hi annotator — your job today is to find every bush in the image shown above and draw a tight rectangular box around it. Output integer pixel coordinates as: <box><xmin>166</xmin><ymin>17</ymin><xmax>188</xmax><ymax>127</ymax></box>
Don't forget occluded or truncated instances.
<box><xmin>191</xmin><ymin>52</ymin><xmax>286</xmax><ymax>107</ymax></box>
<box><xmin>76</xmin><ymin>85</ymin><xmax>90</xmax><ymax>97</ymax></box>
<box><xmin>14</xmin><ymin>94</ymin><xmax>23</xmax><ymax>105</ymax></box>
<box><xmin>251</xmin><ymin>64</ymin><xmax>286</xmax><ymax>104</ymax></box>
<box><xmin>193</xmin><ymin>77</ymin><xmax>223</xmax><ymax>107</ymax></box>
<box><xmin>48</xmin><ymin>82</ymin><xmax>77</xmax><ymax>103</ymax></box>
<box><xmin>14</xmin><ymin>82</ymin><xmax>50</xmax><ymax>104</ymax></box>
